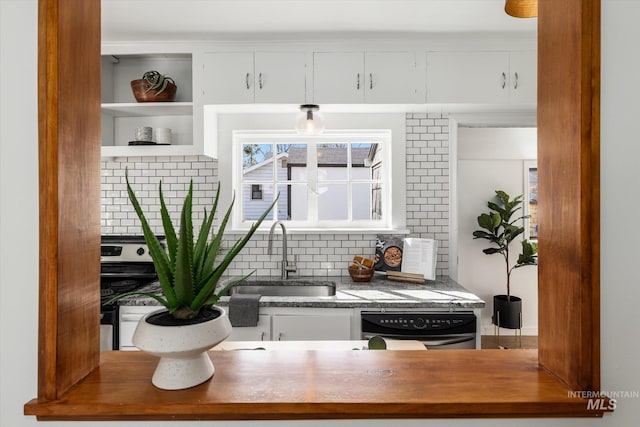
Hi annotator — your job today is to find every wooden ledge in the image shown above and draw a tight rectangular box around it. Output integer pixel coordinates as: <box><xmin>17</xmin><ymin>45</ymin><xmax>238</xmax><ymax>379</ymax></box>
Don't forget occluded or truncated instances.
<box><xmin>25</xmin><ymin>349</ymin><xmax>610</xmax><ymax>421</ymax></box>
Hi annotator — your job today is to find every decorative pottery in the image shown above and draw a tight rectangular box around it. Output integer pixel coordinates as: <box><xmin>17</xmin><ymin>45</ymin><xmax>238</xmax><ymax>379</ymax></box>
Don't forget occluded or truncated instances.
<box><xmin>132</xmin><ymin>306</ymin><xmax>232</xmax><ymax>390</ymax></box>
<box><xmin>130</xmin><ymin>78</ymin><xmax>177</xmax><ymax>102</ymax></box>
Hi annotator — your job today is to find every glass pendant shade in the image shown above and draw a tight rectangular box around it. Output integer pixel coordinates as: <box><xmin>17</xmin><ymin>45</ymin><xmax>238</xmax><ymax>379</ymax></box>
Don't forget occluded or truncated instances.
<box><xmin>295</xmin><ymin>104</ymin><xmax>325</xmax><ymax>135</ymax></box>
<box><xmin>505</xmin><ymin>0</ymin><xmax>537</xmax><ymax>18</ymax></box>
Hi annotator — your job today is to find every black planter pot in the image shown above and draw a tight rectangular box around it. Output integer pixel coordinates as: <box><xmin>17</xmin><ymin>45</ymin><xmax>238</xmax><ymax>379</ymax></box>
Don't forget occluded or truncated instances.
<box><xmin>492</xmin><ymin>295</ymin><xmax>522</xmax><ymax>329</ymax></box>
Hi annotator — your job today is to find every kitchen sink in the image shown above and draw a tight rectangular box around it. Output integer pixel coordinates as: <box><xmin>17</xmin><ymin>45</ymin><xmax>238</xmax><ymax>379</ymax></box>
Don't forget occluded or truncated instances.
<box><xmin>223</xmin><ymin>280</ymin><xmax>336</xmax><ymax>297</ymax></box>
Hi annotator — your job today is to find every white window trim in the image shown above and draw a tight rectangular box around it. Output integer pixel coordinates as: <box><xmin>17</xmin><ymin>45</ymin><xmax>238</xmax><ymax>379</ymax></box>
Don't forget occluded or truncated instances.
<box><xmin>211</xmin><ymin>111</ymin><xmax>407</xmax><ymax>234</ymax></box>
<box><xmin>232</xmin><ymin>130</ymin><xmax>392</xmax><ymax>230</ymax></box>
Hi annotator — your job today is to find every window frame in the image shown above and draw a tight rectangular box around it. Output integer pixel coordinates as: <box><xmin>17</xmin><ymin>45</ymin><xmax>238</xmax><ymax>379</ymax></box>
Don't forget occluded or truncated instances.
<box><xmin>232</xmin><ymin>130</ymin><xmax>393</xmax><ymax>230</ymax></box>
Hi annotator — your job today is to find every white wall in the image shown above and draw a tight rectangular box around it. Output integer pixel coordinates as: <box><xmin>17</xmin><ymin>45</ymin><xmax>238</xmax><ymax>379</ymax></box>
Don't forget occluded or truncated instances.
<box><xmin>457</xmin><ymin>127</ymin><xmax>538</xmax><ymax>335</ymax></box>
<box><xmin>2</xmin><ymin>1</ymin><xmax>640</xmax><ymax>426</ymax></box>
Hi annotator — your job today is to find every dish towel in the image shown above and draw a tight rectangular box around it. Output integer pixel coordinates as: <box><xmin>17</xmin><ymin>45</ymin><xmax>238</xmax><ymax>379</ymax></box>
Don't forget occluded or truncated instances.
<box><xmin>228</xmin><ymin>293</ymin><xmax>261</xmax><ymax>327</ymax></box>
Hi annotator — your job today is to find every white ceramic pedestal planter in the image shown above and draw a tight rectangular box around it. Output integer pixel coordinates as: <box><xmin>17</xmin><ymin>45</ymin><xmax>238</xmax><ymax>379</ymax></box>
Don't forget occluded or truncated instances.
<box><xmin>132</xmin><ymin>306</ymin><xmax>232</xmax><ymax>390</ymax></box>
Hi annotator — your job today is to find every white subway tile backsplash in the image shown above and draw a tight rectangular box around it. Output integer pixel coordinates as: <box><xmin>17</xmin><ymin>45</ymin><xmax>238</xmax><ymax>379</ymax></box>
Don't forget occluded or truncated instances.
<box><xmin>101</xmin><ymin>114</ymin><xmax>450</xmax><ymax>277</ymax></box>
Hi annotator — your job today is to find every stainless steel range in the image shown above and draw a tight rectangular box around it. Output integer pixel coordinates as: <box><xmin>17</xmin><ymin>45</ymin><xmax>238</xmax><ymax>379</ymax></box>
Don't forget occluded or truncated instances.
<box><xmin>100</xmin><ymin>235</ymin><xmax>162</xmax><ymax>351</ymax></box>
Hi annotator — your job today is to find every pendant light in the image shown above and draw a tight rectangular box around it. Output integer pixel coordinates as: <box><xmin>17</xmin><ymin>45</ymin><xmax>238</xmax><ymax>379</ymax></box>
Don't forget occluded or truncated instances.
<box><xmin>505</xmin><ymin>0</ymin><xmax>537</xmax><ymax>18</ymax></box>
<box><xmin>295</xmin><ymin>104</ymin><xmax>325</xmax><ymax>136</ymax></box>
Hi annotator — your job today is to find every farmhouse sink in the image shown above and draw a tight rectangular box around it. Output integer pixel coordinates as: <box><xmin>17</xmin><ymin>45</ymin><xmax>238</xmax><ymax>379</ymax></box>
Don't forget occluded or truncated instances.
<box><xmin>223</xmin><ymin>280</ymin><xmax>337</xmax><ymax>297</ymax></box>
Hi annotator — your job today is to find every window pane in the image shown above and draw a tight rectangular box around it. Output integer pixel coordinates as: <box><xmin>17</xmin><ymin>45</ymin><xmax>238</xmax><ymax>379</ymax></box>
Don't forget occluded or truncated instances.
<box><xmin>243</xmin><ymin>183</ymin><xmax>274</xmax><ymax>221</ymax></box>
<box><xmin>278</xmin><ymin>184</ymin><xmax>308</xmax><ymax>221</ymax></box>
<box><xmin>351</xmin><ymin>143</ymin><xmax>374</xmax><ymax>168</ymax></box>
<box><xmin>243</xmin><ymin>143</ymin><xmax>274</xmax><ymax>180</ymax></box>
<box><xmin>317</xmin><ymin>144</ymin><xmax>348</xmax><ymax>181</ymax></box>
<box><xmin>352</xmin><ymin>183</ymin><xmax>382</xmax><ymax>221</ymax></box>
<box><xmin>318</xmin><ymin>183</ymin><xmax>348</xmax><ymax>220</ymax></box>
<box><xmin>281</xmin><ymin>144</ymin><xmax>307</xmax><ymax>181</ymax></box>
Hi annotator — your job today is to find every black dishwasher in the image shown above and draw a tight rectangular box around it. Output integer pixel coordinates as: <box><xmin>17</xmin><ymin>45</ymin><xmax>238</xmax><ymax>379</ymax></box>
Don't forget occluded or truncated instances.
<box><xmin>361</xmin><ymin>311</ymin><xmax>477</xmax><ymax>350</ymax></box>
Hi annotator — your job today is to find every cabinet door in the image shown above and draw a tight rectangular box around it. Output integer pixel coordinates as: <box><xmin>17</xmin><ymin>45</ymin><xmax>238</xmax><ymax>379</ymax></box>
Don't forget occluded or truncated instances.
<box><xmin>254</xmin><ymin>52</ymin><xmax>306</xmax><ymax>103</ymax></box>
<box><xmin>509</xmin><ymin>51</ymin><xmax>537</xmax><ymax>105</ymax></box>
<box><xmin>202</xmin><ymin>52</ymin><xmax>254</xmax><ymax>104</ymax></box>
<box><xmin>226</xmin><ymin>314</ymin><xmax>271</xmax><ymax>341</ymax></box>
<box><xmin>313</xmin><ymin>52</ymin><xmax>364</xmax><ymax>104</ymax></box>
<box><xmin>272</xmin><ymin>314</ymin><xmax>352</xmax><ymax>341</ymax></box>
<box><xmin>365</xmin><ymin>52</ymin><xmax>417</xmax><ymax>103</ymax></box>
<box><xmin>426</xmin><ymin>51</ymin><xmax>510</xmax><ymax>104</ymax></box>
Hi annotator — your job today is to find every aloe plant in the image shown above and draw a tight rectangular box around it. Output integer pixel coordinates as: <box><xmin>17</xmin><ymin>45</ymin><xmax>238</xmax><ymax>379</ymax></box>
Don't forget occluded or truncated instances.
<box><xmin>472</xmin><ymin>190</ymin><xmax>538</xmax><ymax>300</ymax></box>
<box><xmin>142</xmin><ymin>70</ymin><xmax>175</xmax><ymax>96</ymax></box>
<box><xmin>108</xmin><ymin>171</ymin><xmax>276</xmax><ymax>320</ymax></box>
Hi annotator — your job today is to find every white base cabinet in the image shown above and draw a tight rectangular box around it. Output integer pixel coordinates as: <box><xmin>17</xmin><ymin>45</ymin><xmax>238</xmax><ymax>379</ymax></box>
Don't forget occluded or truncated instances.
<box><xmin>119</xmin><ymin>306</ymin><xmax>355</xmax><ymax>349</ymax></box>
<box><xmin>271</xmin><ymin>313</ymin><xmax>352</xmax><ymax>341</ymax></box>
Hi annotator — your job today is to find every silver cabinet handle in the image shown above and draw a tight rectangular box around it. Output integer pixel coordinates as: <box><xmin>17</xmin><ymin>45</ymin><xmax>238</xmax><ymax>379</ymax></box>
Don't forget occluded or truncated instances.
<box><xmin>245</xmin><ymin>72</ymin><xmax>250</xmax><ymax>90</ymax></box>
<box><xmin>258</xmin><ymin>72</ymin><xmax>263</xmax><ymax>89</ymax></box>
<box><xmin>356</xmin><ymin>73</ymin><xmax>360</xmax><ymax>90</ymax></box>
<box><xmin>514</xmin><ymin>72</ymin><xmax>519</xmax><ymax>90</ymax></box>
<box><xmin>278</xmin><ymin>332</ymin><xmax>283</xmax><ymax>341</ymax></box>
<box><xmin>369</xmin><ymin>73</ymin><xmax>373</xmax><ymax>90</ymax></box>
<box><xmin>501</xmin><ymin>72</ymin><xmax>507</xmax><ymax>89</ymax></box>
<box><xmin>260</xmin><ymin>331</ymin><xmax>265</xmax><ymax>341</ymax></box>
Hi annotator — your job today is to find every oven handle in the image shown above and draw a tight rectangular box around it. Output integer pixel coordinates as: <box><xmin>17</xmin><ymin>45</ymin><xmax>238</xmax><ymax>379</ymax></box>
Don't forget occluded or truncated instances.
<box><xmin>362</xmin><ymin>333</ymin><xmax>474</xmax><ymax>347</ymax></box>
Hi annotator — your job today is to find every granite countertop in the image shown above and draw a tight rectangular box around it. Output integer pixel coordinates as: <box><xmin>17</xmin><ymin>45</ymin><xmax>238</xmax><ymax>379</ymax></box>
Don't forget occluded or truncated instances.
<box><xmin>118</xmin><ymin>275</ymin><xmax>485</xmax><ymax>309</ymax></box>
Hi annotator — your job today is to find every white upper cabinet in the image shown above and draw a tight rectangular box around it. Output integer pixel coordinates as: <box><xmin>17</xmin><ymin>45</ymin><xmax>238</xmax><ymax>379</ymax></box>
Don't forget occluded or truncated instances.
<box><xmin>508</xmin><ymin>51</ymin><xmax>537</xmax><ymax>105</ymax></box>
<box><xmin>365</xmin><ymin>52</ymin><xmax>418</xmax><ymax>103</ymax></box>
<box><xmin>313</xmin><ymin>52</ymin><xmax>365</xmax><ymax>103</ymax></box>
<box><xmin>426</xmin><ymin>51</ymin><xmax>510</xmax><ymax>104</ymax></box>
<box><xmin>313</xmin><ymin>51</ymin><xmax>418</xmax><ymax>104</ymax></box>
<box><xmin>201</xmin><ymin>52</ymin><xmax>306</xmax><ymax>104</ymax></box>
<box><xmin>426</xmin><ymin>50</ymin><xmax>536</xmax><ymax>105</ymax></box>
<box><xmin>254</xmin><ymin>52</ymin><xmax>307</xmax><ymax>103</ymax></box>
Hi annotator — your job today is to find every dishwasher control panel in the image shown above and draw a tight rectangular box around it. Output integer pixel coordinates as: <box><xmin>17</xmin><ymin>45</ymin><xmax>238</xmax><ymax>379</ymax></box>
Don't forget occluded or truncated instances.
<box><xmin>361</xmin><ymin>311</ymin><xmax>476</xmax><ymax>335</ymax></box>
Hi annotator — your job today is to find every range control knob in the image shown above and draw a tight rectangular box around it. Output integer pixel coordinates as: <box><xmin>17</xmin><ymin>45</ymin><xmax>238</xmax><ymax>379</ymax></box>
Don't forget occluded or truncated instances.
<box><xmin>413</xmin><ymin>317</ymin><xmax>427</xmax><ymax>329</ymax></box>
<box><xmin>136</xmin><ymin>247</ymin><xmax>145</xmax><ymax>256</ymax></box>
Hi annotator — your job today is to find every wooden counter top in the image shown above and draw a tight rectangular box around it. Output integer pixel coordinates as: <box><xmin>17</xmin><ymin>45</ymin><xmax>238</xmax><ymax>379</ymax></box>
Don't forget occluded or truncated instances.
<box><xmin>24</xmin><ymin>349</ymin><xmax>608</xmax><ymax>421</ymax></box>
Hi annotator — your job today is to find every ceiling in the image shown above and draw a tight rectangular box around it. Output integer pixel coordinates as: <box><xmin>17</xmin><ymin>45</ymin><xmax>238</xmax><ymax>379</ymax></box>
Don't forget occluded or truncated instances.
<box><xmin>101</xmin><ymin>0</ymin><xmax>537</xmax><ymax>42</ymax></box>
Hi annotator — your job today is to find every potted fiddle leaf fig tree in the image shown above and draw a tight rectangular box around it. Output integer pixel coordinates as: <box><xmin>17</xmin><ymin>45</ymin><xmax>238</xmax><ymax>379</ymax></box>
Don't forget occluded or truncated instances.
<box><xmin>473</xmin><ymin>190</ymin><xmax>538</xmax><ymax>330</ymax></box>
<box><xmin>107</xmin><ymin>171</ymin><xmax>275</xmax><ymax>390</ymax></box>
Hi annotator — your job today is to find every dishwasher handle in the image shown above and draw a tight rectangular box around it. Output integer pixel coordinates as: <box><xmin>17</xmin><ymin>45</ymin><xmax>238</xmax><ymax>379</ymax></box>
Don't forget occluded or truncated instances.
<box><xmin>362</xmin><ymin>333</ymin><xmax>474</xmax><ymax>348</ymax></box>
<box><xmin>420</xmin><ymin>336</ymin><xmax>474</xmax><ymax>347</ymax></box>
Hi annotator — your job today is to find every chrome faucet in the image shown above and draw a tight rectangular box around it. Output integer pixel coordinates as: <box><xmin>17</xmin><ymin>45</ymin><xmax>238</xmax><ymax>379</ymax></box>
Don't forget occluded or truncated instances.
<box><xmin>267</xmin><ymin>221</ymin><xmax>297</xmax><ymax>279</ymax></box>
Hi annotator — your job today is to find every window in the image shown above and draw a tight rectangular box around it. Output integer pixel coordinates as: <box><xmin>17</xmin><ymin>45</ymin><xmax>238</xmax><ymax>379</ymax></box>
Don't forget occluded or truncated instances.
<box><xmin>251</xmin><ymin>184</ymin><xmax>263</xmax><ymax>200</ymax></box>
<box><xmin>233</xmin><ymin>130</ymin><xmax>392</xmax><ymax>229</ymax></box>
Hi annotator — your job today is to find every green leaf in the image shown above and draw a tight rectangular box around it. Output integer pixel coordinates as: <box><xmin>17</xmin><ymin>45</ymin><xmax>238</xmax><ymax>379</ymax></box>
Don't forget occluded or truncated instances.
<box><xmin>190</xmin><ymin>195</ymin><xmax>278</xmax><ymax>311</ymax></box>
<box><xmin>126</xmin><ymin>170</ymin><xmax>177</xmax><ymax>308</ymax></box>
<box><xmin>193</xmin><ymin>184</ymin><xmax>221</xmax><ymax>286</ymax></box>
<box><xmin>207</xmin><ymin>271</ymin><xmax>256</xmax><ymax>305</ymax></box>
<box><xmin>472</xmin><ymin>230</ymin><xmax>496</xmax><ymax>240</ymax></box>
<box><xmin>173</xmin><ymin>182</ymin><xmax>195</xmax><ymax>306</ymax></box>
<box><xmin>483</xmin><ymin>247</ymin><xmax>502</xmax><ymax>255</ymax></box>
<box><xmin>199</xmin><ymin>192</ymin><xmax>236</xmax><ymax>285</ymax></box>
<box><xmin>159</xmin><ymin>181</ymin><xmax>178</xmax><ymax>267</ymax></box>
<box><xmin>491</xmin><ymin>212</ymin><xmax>502</xmax><ymax>229</ymax></box>
<box><xmin>477</xmin><ymin>213</ymin><xmax>495</xmax><ymax>231</ymax></box>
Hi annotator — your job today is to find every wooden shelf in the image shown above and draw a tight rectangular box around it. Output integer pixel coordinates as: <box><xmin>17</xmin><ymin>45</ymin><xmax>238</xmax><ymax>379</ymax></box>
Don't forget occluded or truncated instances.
<box><xmin>101</xmin><ymin>102</ymin><xmax>193</xmax><ymax>117</ymax></box>
<box><xmin>24</xmin><ymin>349</ymin><xmax>610</xmax><ymax>421</ymax></box>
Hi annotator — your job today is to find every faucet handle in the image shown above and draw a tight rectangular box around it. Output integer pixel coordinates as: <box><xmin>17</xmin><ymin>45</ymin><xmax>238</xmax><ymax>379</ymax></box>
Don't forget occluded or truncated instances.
<box><xmin>285</xmin><ymin>255</ymin><xmax>297</xmax><ymax>273</ymax></box>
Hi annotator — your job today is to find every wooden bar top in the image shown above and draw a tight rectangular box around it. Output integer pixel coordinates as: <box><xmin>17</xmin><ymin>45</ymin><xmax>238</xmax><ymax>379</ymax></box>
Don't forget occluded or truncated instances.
<box><xmin>24</xmin><ymin>349</ymin><xmax>608</xmax><ymax>421</ymax></box>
